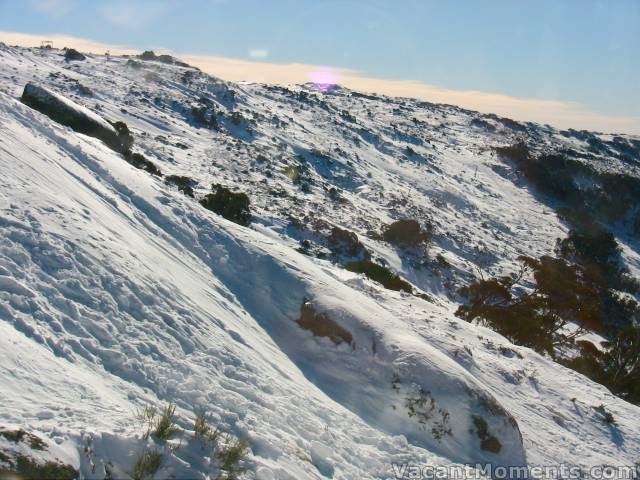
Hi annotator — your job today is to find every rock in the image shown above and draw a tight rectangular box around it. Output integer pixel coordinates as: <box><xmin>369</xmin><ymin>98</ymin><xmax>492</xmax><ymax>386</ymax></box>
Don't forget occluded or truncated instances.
<box><xmin>382</xmin><ymin>219</ymin><xmax>431</xmax><ymax>247</ymax></box>
<box><xmin>327</xmin><ymin>226</ymin><xmax>369</xmax><ymax>258</ymax></box>
<box><xmin>296</xmin><ymin>300</ymin><xmax>353</xmax><ymax>346</ymax></box>
<box><xmin>20</xmin><ymin>83</ymin><xmax>126</xmax><ymax>152</ymax></box>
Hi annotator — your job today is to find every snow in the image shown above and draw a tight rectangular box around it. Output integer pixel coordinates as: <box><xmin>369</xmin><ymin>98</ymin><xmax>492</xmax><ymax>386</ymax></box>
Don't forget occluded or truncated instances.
<box><xmin>0</xmin><ymin>44</ymin><xmax>639</xmax><ymax>478</ymax></box>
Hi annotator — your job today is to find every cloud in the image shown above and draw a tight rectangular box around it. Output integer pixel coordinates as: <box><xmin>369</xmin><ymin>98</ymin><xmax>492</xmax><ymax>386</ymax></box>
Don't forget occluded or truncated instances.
<box><xmin>248</xmin><ymin>49</ymin><xmax>269</xmax><ymax>59</ymax></box>
<box><xmin>99</xmin><ymin>2</ymin><xmax>168</xmax><ymax>29</ymax></box>
<box><xmin>2</xmin><ymin>30</ymin><xmax>639</xmax><ymax>135</ymax></box>
<box><xmin>30</xmin><ymin>0</ymin><xmax>73</xmax><ymax>17</ymax></box>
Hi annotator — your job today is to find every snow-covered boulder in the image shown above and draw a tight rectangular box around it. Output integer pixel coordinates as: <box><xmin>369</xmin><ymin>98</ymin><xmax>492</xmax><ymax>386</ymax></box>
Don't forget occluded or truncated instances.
<box><xmin>20</xmin><ymin>83</ymin><xmax>122</xmax><ymax>151</ymax></box>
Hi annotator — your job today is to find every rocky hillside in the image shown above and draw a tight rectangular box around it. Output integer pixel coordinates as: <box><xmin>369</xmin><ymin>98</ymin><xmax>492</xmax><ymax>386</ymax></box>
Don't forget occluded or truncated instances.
<box><xmin>0</xmin><ymin>44</ymin><xmax>639</xmax><ymax>479</ymax></box>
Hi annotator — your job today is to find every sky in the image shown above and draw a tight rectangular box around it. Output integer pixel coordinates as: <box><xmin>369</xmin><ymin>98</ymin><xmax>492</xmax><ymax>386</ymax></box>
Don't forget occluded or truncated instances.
<box><xmin>1</xmin><ymin>0</ymin><xmax>639</xmax><ymax>134</ymax></box>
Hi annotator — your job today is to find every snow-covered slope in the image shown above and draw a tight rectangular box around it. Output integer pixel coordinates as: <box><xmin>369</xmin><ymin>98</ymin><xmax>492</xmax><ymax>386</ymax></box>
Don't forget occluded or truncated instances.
<box><xmin>0</xmin><ymin>44</ymin><xmax>639</xmax><ymax>479</ymax></box>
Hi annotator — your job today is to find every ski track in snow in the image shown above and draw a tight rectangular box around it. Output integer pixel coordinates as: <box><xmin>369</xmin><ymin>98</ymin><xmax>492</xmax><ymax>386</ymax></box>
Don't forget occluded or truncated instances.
<box><xmin>0</xmin><ymin>44</ymin><xmax>639</xmax><ymax>478</ymax></box>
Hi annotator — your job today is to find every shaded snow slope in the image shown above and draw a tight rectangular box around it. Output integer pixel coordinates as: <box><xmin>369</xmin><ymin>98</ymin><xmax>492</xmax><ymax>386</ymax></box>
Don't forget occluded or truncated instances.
<box><xmin>0</xmin><ymin>45</ymin><xmax>639</xmax><ymax>478</ymax></box>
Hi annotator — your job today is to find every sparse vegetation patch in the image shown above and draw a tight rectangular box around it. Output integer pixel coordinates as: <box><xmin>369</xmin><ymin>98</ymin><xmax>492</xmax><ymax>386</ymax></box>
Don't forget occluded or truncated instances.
<box><xmin>131</xmin><ymin>449</ymin><xmax>163</xmax><ymax>480</ymax></box>
<box><xmin>405</xmin><ymin>387</ymin><xmax>452</xmax><ymax>442</ymax></box>
<box><xmin>472</xmin><ymin>415</ymin><xmax>502</xmax><ymax>453</ymax></box>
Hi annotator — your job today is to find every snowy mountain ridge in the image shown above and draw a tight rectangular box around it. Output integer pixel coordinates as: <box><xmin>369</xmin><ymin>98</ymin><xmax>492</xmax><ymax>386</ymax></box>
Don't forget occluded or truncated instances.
<box><xmin>0</xmin><ymin>44</ymin><xmax>639</xmax><ymax>479</ymax></box>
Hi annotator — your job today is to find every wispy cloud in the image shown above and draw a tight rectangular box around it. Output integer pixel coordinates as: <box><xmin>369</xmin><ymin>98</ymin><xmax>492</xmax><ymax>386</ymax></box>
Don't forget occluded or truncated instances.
<box><xmin>98</xmin><ymin>2</ymin><xmax>168</xmax><ymax>30</ymax></box>
<box><xmin>2</xmin><ymin>30</ymin><xmax>639</xmax><ymax>135</ymax></box>
<box><xmin>30</xmin><ymin>0</ymin><xmax>74</xmax><ymax>17</ymax></box>
<box><xmin>248</xmin><ymin>48</ymin><xmax>269</xmax><ymax>59</ymax></box>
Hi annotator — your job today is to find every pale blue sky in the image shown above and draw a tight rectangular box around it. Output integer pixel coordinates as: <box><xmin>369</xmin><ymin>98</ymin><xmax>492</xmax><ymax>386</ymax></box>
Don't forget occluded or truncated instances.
<box><xmin>1</xmin><ymin>0</ymin><xmax>638</xmax><ymax>129</ymax></box>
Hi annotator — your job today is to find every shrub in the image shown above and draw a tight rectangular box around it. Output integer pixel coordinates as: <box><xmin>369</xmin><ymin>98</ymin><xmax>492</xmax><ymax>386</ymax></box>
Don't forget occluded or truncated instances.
<box><xmin>472</xmin><ymin>415</ymin><xmax>502</xmax><ymax>453</ymax></box>
<box><xmin>64</xmin><ymin>48</ymin><xmax>85</xmax><ymax>61</ymax></box>
<box><xmin>0</xmin><ymin>455</ymin><xmax>78</xmax><ymax>480</ymax></box>
<box><xmin>600</xmin><ymin>326</ymin><xmax>640</xmax><ymax>404</ymax></box>
<box><xmin>135</xmin><ymin>404</ymin><xmax>157</xmax><ymax>440</ymax></box>
<box><xmin>131</xmin><ymin>449</ymin><xmax>162</xmax><ymax>480</ymax></box>
<box><xmin>556</xmin><ymin>222</ymin><xmax>621</xmax><ymax>284</ymax></box>
<box><xmin>0</xmin><ymin>429</ymin><xmax>46</xmax><ymax>450</ymax></box>
<box><xmin>200</xmin><ymin>185</ymin><xmax>252</xmax><ymax>226</ymax></box>
<box><xmin>494</xmin><ymin>142</ymin><xmax>530</xmax><ymax>165</ymax></box>
<box><xmin>109</xmin><ymin>120</ymin><xmax>134</xmax><ymax>153</ymax></box>
<box><xmin>405</xmin><ymin>387</ymin><xmax>452</xmax><ymax>442</ymax></box>
<box><xmin>0</xmin><ymin>430</ymin><xmax>77</xmax><ymax>480</ymax></box>
<box><xmin>459</xmin><ymin>253</ymin><xmax>640</xmax><ymax>404</ymax></box>
<box><xmin>497</xmin><ymin>146</ymin><xmax>640</xmax><ymax>232</ymax></box>
<box><xmin>382</xmin><ymin>219</ymin><xmax>432</xmax><ymax>247</ymax></box>
<box><xmin>193</xmin><ymin>411</ymin><xmax>221</xmax><ymax>444</ymax></box>
<box><xmin>191</xmin><ymin>106</ymin><xmax>208</xmax><ymax>125</ymax></box>
<box><xmin>153</xmin><ymin>403</ymin><xmax>178</xmax><ymax>441</ymax></box>
<box><xmin>124</xmin><ymin>151</ymin><xmax>162</xmax><ymax>176</ymax></box>
<box><xmin>346</xmin><ymin>260</ymin><xmax>412</xmax><ymax>293</ymax></box>
<box><xmin>138</xmin><ymin>50</ymin><xmax>189</xmax><ymax>67</ymax></box>
<box><xmin>126</xmin><ymin>59</ymin><xmax>143</xmax><ymax>69</ymax></box>
<box><xmin>139</xmin><ymin>50</ymin><xmax>158</xmax><ymax>61</ymax></box>
<box><xmin>216</xmin><ymin>435</ymin><xmax>249</xmax><ymax>479</ymax></box>
<box><xmin>593</xmin><ymin>404</ymin><xmax>616</xmax><ymax>425</ymax></box>
<box><xmin>135</xmin><ymin>402</ymin><xmax>178</xmax><ymax>441</ymax></box>
<box><xmin>327</xmin><ymin>226</ymin><xmax>369</xmax><ymax>258</ymax></box>
<box><xmin>76</xmin><ymin>83</ymin><xmax>93</xmax><ymax>96</ymax></box>
<box><xmin>165</xmin><ymin>175</ymin><xmax>196</xmax><ymax>197</ymax></box>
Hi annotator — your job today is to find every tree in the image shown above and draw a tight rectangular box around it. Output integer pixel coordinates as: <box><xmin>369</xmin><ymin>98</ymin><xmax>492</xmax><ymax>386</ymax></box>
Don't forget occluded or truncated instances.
<box><xmin>457</xmin><ymin>256</ymin><xmax>595</xmax><ymax>355</ymax></box>
<box><xmin>603</xmin><ymin>326</ymin><xmax>640</xmax><ymax>403</ymax></box>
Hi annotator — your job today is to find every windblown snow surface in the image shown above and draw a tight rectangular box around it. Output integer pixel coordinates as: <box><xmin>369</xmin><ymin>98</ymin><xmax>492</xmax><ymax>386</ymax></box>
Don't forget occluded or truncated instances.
<box><xmin>0</xmin><ymin>44</ymin><xmax>639</xmax><ymax>479</ymax></box>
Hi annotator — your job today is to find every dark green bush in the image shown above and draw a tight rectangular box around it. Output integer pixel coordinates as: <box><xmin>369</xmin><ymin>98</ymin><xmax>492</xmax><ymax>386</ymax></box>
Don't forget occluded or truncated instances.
<box><xmin>138</xmin><ymin>50</ymin><xmax>190</xmax><ymax>67</ymax></box>
<box><xmin>555</xmin><ymin>221</ymin><xmax>639</xmax><ymax>332</ymax></box>
<box><xmin>494</xmin><ymin>142</ymin><xmax>530</xmax><ymax>165</ymax></box>
<box><xmin>64</xmin><ymin>48</ymin><xmax>85</xmax><ymax>61</ymax></box>
<box><xmin>165</xmin><ymin>175</ymin><xmax>196</xmax><ymax>197</ymax></box>
<box><xmin>346</xmin><ymin>260</ymin><xmax>412</xmax><ymax>293</ymax></box>
<box><xmin>472</xmin><ymin>416</ymin><xmax>502</xmax><ymax>453</ymax></box>
<box><xmin>126</xmin><ymin>59</ymin><xmax>143</xmax><ymax>69</ymax></box>
<box><xmin>200</xmin><ymin>185</ymin><xmax>252</xmax><ymax>226</ymax></box>
<box><xmin>139</xmin><ymin>50</ymin><xmax>157</xmax><ymax>61</ymax></box>
<box><xmin>497</xmin><ymin>145</ymin><xmax>640</xmax><ymax>229</ymax></box>
<box><xmin>327</xmin><ymin>227</ymin><xmax>369</xmax><ymax>258</ymax></box>
<box><xmin>556</xmin><ymin>223</ymin><xmax>619</xmax><ymax>271</ymax></box>
<box><xmin>124</xmin><ymin>151</ymin><xmax>162</xmax><ymax>176</ymax></box>
<box><xmin>109</xmin><ymin>120</ymin><xmax>134</xmax><ymax>153</ymax></box>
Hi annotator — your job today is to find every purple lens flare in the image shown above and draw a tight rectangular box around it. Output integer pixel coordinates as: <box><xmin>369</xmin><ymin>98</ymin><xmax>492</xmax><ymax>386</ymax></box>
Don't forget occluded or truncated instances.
<box><xmin>310</xmin><ymin>67</ymin><xmax>339</xmax><ymax>90</ymax></box>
